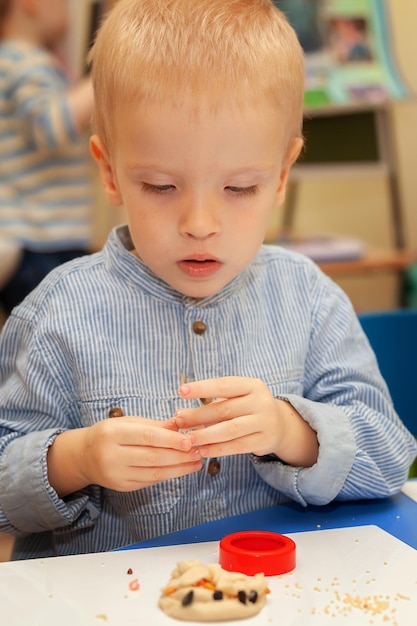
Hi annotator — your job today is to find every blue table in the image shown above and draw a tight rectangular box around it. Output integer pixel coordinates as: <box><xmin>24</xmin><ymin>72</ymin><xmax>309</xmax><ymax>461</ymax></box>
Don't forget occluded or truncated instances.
<box><xmin>123</xmin><ymin>487</ymin><xmax>417</xmax><ymax>552</ymax></box>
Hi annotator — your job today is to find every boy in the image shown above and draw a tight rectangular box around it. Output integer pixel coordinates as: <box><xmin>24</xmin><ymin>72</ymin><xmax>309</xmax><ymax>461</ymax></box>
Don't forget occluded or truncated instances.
<box><xmin>0</xmin><ymin>0</ymin><xmax>94</xmax><ymax>314</ymax></box>
<box><xmin>0</xmin><ymin>0</ymin><xmax>416</xmax><ymax>560</ymax></box>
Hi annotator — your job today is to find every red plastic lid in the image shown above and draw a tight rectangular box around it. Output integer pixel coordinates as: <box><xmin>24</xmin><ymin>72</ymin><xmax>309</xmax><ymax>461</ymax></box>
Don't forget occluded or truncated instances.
<box><xmin>219</xmin><ymin>530</ymin><xmax>296</xmax><ymax>576</ymax></box>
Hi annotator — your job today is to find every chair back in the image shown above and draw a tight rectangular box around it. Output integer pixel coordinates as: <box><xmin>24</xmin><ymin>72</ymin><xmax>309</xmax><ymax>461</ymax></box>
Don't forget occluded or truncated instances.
<box><xmin>358</xmin><ymin>309</ymin><xmax>417</xmax><ymax>435</ymax></box>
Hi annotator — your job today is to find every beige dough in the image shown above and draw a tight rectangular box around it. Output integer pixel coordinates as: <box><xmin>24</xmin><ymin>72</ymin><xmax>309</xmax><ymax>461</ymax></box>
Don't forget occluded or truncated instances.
<box><xmin>159</xmin><ymin>560</ymin><xmax>269</xmax><ymax>622</ymax></box>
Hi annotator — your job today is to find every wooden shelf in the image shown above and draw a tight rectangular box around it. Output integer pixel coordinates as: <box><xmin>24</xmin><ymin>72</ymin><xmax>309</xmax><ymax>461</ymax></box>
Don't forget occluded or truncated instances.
<box><xmin>303</xmin><ymin>101</ymin><xmax>389</xmax><ymax>119</ymax></box>
<box><xmin>318</xmin><ymin>249</ymin><xmax>417</xmax><ymax>276</ymax></box>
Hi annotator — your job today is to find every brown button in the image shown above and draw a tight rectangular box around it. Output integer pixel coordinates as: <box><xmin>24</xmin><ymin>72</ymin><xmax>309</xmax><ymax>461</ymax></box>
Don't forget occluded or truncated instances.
<box><xmin>208</xmin><ymin>458</ymin><xmax>221</xmax><ymax>476</ymax></box>
<box><xmin>108</xmin><ymin>407</ymin><xmax>124</xmax><ymax>418</ymax></box>
<box><xmin>193</xmin><ymin>320</ymin><xmax>207</xmax><ymax>335</ymax></box>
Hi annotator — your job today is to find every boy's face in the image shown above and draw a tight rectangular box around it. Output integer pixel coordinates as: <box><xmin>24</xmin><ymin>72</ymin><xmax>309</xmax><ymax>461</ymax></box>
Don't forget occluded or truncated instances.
<box><xmin>92</xmin><ymin>98</ymin><xmax>301</xmax><ymax>299</ymax></box>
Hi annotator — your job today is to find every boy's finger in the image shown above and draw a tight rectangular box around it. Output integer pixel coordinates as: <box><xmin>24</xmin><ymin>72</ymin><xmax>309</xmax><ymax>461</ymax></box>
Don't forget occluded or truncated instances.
<box><xmin>114</xmin><ymin>421</ymin><xmax>194</xmax><ymax>451</ymax></box>
<box><xmin>179</xmin><ymin>376</ymin><xmax>255</xmax><ymax>401</ymax></box>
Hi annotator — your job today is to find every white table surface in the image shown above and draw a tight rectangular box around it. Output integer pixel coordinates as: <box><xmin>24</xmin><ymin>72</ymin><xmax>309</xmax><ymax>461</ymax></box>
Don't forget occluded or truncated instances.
<box><xmin>1</xmin><ymin>525</ymin><xmax>416</xmax><ymax>625</ymax></box>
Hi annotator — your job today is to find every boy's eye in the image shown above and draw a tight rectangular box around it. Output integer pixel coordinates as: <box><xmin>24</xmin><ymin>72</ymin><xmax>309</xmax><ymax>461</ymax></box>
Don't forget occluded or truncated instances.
<box><xmin>225</xmin><ymin>185</ymin><xmax>259</xmax><ymax>196</ymax></box>
<box><xmin>141</xmin><ymin>182</ymin><xmax>175</xmax><ymax>194</ymax></box>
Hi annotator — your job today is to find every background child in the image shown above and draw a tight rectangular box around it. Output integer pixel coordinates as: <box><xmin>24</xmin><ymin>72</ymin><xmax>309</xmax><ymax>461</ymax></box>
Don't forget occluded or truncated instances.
<box><xmin>0</xmin><ymin>0</ymin><xmax>416</xmax><ymax>560</ymax></box>
<box><xmin>0</xmin><ymin>0</ymin><xmax>94</xmax><ymax>314</ymax></box>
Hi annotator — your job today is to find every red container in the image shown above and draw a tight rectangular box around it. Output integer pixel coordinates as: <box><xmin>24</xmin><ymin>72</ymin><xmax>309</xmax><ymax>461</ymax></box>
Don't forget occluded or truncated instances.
<box><xmin>219</xmin><ymin>530</ymin><xmax>296</xmax><ymax>576</ymax></box>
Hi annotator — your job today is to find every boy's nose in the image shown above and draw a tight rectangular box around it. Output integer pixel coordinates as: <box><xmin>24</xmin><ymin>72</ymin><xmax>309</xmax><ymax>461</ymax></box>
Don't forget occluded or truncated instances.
<box><xmin>179</xmin><ymin>199</ymin><xmax>220</xmax><ymax>239</ymax></box>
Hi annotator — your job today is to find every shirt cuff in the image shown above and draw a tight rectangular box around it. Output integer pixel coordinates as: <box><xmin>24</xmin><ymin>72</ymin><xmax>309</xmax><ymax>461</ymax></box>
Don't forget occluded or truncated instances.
<box><xmin>0</xmin><ymin>430</ymin><xmax>91</xmax><ymax>533</ymax></box>
<box><xmin>252</xmin><ymin>394</ymin><xmax>356</xmax><ymax>506</ymax></box>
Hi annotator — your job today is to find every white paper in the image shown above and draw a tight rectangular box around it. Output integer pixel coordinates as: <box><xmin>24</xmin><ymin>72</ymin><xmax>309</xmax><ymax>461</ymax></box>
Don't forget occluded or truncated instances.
<box><xmin>0</xmin><ymin>525</ymin><xmax>416</xmax><ymax>625</ymax></box>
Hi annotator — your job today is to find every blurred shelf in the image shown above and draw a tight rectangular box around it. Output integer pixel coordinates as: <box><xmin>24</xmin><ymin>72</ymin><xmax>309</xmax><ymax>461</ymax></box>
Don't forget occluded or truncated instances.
<box><xmin>285</xmin><ymin>104</ymin><xmax>406</xmax><ymax>253</ymax></box>
<box><xmin>303</xmin><ymin>101</ymin><xmax>389</xmax><ymax>119</ymax></box>
<box><xmin>318</xmin><ymin>249</ymin><xmax>417</xmax><ymax>276</ymax></box>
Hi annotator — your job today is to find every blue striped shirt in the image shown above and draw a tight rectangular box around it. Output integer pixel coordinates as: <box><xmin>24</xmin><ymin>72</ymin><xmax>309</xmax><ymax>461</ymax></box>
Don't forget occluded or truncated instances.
<box><xmin>0</xmin><ymin>40</ymin><xmax>92</xmax><ymax>251</ymax></box>
<box><xmin>0</xmin><ymin>225</ymin><xmax>416</xmax><ymax>559</ymax></box>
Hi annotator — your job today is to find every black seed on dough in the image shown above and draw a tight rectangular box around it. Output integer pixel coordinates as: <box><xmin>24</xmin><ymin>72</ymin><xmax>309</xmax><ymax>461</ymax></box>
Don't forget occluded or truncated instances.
<box><xmin>182</xmin><ymin>590</ymin><xmax>194</xmax><ymax>607</ymax></box>
<box><xmin>238</xmin><ymin>590</ymin><xmax>247</xmax><ymax>604</ymax></box>
<box><xmin>249</xmin><ymin>590</ymin><xmax>258</xmax><ymax>603</ymax></box>
<box><xmin>213</xmin><ymin>590</ymin><xmax>223</xmax><ymax>600</ymax></box>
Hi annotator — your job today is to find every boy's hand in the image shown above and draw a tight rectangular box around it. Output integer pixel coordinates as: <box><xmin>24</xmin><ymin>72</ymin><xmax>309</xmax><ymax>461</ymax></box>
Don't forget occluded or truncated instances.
<box><xmin>80</xmin><ymin>416</ymin><xmax>202</xmax><ymax>491</ymax></box>
<box><xmin>175</xmin><ymin>377</ymin><xmax>318</xmax><ymax>467</ymax></box>
<box><xmin>48</xmin><ymin>416</ymin><xmax>202</xmax><ymax>496</ymax></box>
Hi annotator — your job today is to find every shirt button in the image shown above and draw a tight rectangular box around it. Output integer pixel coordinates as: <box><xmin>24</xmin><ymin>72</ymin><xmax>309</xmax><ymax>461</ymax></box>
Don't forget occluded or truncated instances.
<box><xmin>108</xmin><ymin>407</ymin><xmax>124</xmax><ymax>418</ymax></box>
<box><xmin>207</xmin><ymin>459</ymin><xmax>221</xmax><ymax>476</ymax></box>
<box><xmin>193</xmin><ymin>320</ymin><xmax>207</xmax><ymax>335</ymax></box>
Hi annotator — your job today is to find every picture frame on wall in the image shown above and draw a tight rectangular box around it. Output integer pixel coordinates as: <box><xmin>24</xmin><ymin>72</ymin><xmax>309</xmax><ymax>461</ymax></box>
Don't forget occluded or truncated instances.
<box><xmin>274</xmin><ymin>0</ymin><xmax>408</xmax><ymax>109</ymax></box>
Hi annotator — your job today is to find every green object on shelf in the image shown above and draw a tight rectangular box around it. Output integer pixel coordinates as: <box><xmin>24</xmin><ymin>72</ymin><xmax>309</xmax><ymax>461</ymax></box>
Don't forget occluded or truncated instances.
<box><xmin>303</xmin><ymin>89</ymin><xmax>331</xmax><ymax>108</ymax></box>
<box><xmin>409</xmin><ymin>456</ymin><xmax>417</xmax><ymax>479</ymax></box>
<box><xmin>404</xmin><ymin>263</ymin><xmax>417</xmax><ymax>309</ymax></box>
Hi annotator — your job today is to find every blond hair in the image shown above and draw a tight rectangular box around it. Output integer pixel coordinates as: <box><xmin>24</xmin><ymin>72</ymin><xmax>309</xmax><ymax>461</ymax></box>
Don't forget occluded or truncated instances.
<box><xmin>89</xmin><ymin>0</ymin><xmax>304</xmax><ymax>148</ymax></box>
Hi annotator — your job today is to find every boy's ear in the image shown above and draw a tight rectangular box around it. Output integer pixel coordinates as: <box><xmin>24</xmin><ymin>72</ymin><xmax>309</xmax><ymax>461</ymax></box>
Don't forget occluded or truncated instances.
<box><xmin>274</xmin><ymin>137</ymin><xmax>303</xmax><ymax>207</ymax></box>
<box><xmin>90</xmin><ymin>135</ymin><xmax>123</xmax><ymax>206</ymax></box>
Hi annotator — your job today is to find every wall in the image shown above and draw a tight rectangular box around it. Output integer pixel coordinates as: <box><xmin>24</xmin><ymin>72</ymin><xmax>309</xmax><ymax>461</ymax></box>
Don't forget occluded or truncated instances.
<box><xmin>389</xmin><ymin>0</ymin><xmax>417</xmax><ymax>250</ymax></box>
<box><xmin>64</xmin><ymin>1</ymin><xmax>126</xmax><ymax>246</ymax></box>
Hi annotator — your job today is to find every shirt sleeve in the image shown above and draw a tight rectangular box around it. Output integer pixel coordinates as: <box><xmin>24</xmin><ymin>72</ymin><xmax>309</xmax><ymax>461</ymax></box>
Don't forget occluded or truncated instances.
<box><xmin>0</xmin><ymin>430</ymin><xmax>95</xmax><ymax>534</ymax></box>
<box><xmin>0</xmin><ymin>311</ymin><xmax>98</xmax><ymax>535</ymax></box>
<box><xmin>12</xmin><ymin>54</ymin><xmax>78</xmax><ymax>151</ymax></box>
<box><xmin>252</xmin><ymin>271</ymin><xmax>417</xmax><ymax>506</ymax></box>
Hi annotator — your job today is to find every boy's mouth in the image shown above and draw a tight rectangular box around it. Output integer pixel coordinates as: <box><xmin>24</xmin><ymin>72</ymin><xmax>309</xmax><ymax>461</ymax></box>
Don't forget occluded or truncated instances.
<box><xmin>178</xmin><ymin>255</ymin><xmax>222</xmax><ymax>278</ymax></box>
